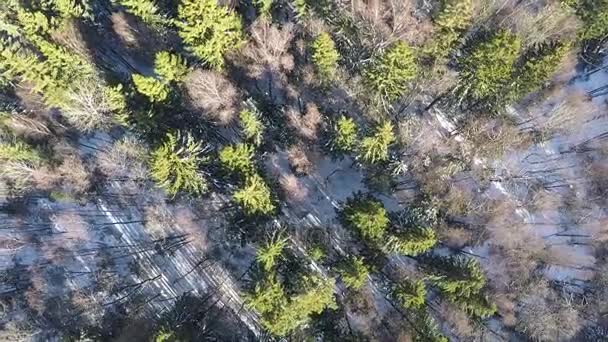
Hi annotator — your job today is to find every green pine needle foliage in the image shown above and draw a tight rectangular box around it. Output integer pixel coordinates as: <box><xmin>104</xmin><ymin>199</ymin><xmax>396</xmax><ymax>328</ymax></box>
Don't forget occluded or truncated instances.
<box><xmin>342</xmin><ymin>195</ymin><xmax>389</xmax><ymax>242</ymax></box>
<box><xmin>268</xmin><ymin>276</ymin><xmax>336</xmax><ymax>336</ymax></box>
<box><xmin>114</xmin><ymin>0</ymin><xmax>165</xmax><ymax>25</ymax></box>
<box><xmin>338</xmin><ymin>256</ymin><xmax>369</xmax><ymax>290</ymax></box>
<box><xmin>457</xmin><ymin>30</ymin><xmax>521</xmax><ymax>104</ymax></box>
<box><xmin>511</xmin><ymin>41</ymin><xmax>570</xmax><ymax>100</ymax></box>
<box><xmin>153</xmin><ymin>329</ymin><xmax>176</xmax><ymax>342</ymax></box>
<box><xmin>293</xmin><ymin>0</ymin><xmax>308</xmax><ymax>18</ymax></box>
<box><xmin>239</xmin><ymin>108</ymin><xmax>265</xmax><ymax>146</ymax></box>
<box><xmin>177</xmin><ymin>0</ymin><xmax>244</xmax><ymax>70</ymax></box>
<box><xmin>426</xmin><ymin>0</ymin><xmax>472</xmax><ymax>61</ymax></box>
<box><xmin>573</xmin><ymin>0</ymin><xmax>608</xmax><ymax>40</ymax></box>
<box><xmin>451</xmin><ymin>291</ymin><xmax>497</xmax><ymax>318</ymax></box>
<box><xmin>247</xmin><ymin>274</ymin><xmax>336</xmax><ymax>337</ymax></box>
<box><xmin>132</xmin><ymin>74</ymin><xmax>170</xmax><ymax>102</ymax></box>
<box><xmin>364</xmin><ymin>41</ymin><xmax>418</xmax><ymax>102</ymax></box>
<box><xmin>311</xmin><ymin>32</ymin><xmax>339</xmax><ymax>82</ymax></box>
<box><xmin>233</xmin><ymin>173</ymin><xmax>275</xmax><ymax>216</ymax></box>
<box><xmin>411</xmin><ymin>310</ymin><xmax>449</xmax><ymax>342</ymax></box>
<box><xmin>149</xmin><ymin>132</ymin><xmax>208</xmax><ymax>196</ymax></box>
<box><xmin>331</xmin><ymin>115</ymin><xmax>358</xmax><ymax>153</ymax></box>
<box><xmin>392</xmin><ymin>279</ymin><xmax>426</xmax><ymax>309</ymax></box>
<box><xmin>254</xmin><ymin>0</ymin><xmax>273</xmax><ymax>17</ymax></box>
<box><xmin>246</xmin><ymin>273</ymin><xmax>287</xmax><ymax>316</ymax></box>
<box><xmin>219</xmin><ymin>143</ymin><xmax>255</xmax><ymax>176</ymax></box>
<box><xmin>423</xmin><ymin>255</ymin><xmax>486</xmax><ymax>297</ymax></box>
<box><xmin>154</xmin><ymin>51</ymin><xmax>188</xmax><ymax>83</ymax></box>
<box><xmin>0</xmin><ymin>141</ymin><xmax>40</xmax><ymax>163</ymax></box>
<box><xmin>358</xmin><ymin>121</ymin><xmax>395</xmax><ymax>164</ymax></box>
<box><xmin>256</xmin><ymin>234</ymin><xmax>288</xmax><ymax>272</ymax></box>
<box><xmin>383</xmin><ymin>227</ymin><xmax>437</xmax><ymax>256</ymax></box>
<box><xmin>52</xmin><ymin>0</ymin><xmax>88</xmax><ymax>19</ymax></box>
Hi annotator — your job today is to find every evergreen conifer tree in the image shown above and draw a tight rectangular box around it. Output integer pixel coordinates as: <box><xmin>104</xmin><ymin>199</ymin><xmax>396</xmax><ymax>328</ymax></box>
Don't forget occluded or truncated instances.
<box><xmin>239</xmin><ymin>108</ymin><xmax>265</xmax><ymax>146</ymax></box>
<box><xmin>154</xmin><ymin>51</ymin><xmax>188</xmax><ymax>83</ymax></box>
<box><xmin>364</xmin><ymin>41</ymin><xmax>418</xmax><ymax>102</ymax></box>
<box><xmin>254</xmin><ymin>0</ymin><xmax>273</xmax><ymax>17</ymax></box>
<box><xmin>411</xmin><ymin>310</ymin><xmax>449</xmax><ymax>342</ymax></box>
<box><xmin>311</xmin><ymin>32</ymin><xmax>339</xmax><ymax>82</ymax></box>
<box><xmin>342</xmin><ymin>195</ymin><xmax>389</xmax><ymax>242</ymax></box>
<box><xmin>331</xmin><ymin>115</ymin><xmax>358</xmax><ymax>154</ymax></box>
<box><xmin>132</xmin><ymin>74</ymin><xmax>170</xmax><ymax>102</ymax></box>
<box><xmin>256</xmin><ymin>234</ymin><xmax>288</xmax><ymax>271</ymax></box>
<box><xmin>149</xmin><ymin>132</ymin><xmax>208</xmax><ymax>196</ymax></box>
<box><xmin>426</xmin><ymin>0</ymin><xmax>472</xmax><ymax>61</ymax></box>
<box><xmin>358</xmin><ymin>121</ymin><xmax>395</xmax><ymax>164</ymax></box>
<box><xmin>233</xmin><ymin>173</ymin><xmax>275</xmax><ymax>216</ymax></box>
<box><xmin>383</xmin><ymin>227</ymin><xmax>437</xmax><ymax>256</ymax></box>
<box><xmin>457</xmin><ymin>30</ymin><xmax>521</xmax><ymax>106</ymax></box>
<box><xmin>114</xmin><ymin>0</ymin><xmax>165</xmax><ymax>25</ymax></box>
<box><xmin>423</xmin><ymin>255</ymin><xmax>486</xmax><ymax>297</ymax></box>
<box><xmin>269</xmin><ymin>276</ymin><xmax>336</xmax><ymax>336</ymax></box>
<box><xmin>510</xmin><ymin>41</ymin><xmax>570</xmax><ymax>100</ymax></box>
<box><xmin>573</xmin><ymin>0</ymin><xmax>608</xmax><ymax>41</ymax></box>
<box><xmin>338</xmin><ymin>256</ymin><xmax>369</xmax><ymax>290</ymax></box>
<box><xmin>219</xmin><ymin>143</ymin><xmax>255</xmax><ymax>176</ymax></box>
<box><xmin>246</xmin><ymin>273</ymin><xmax>287</xmax><ymax>316</ymax></box>
<box><xmin>392</xmin><ymin>279</ymin><xmax>426</xmax><ymax>309</ymax></box>
<box><xmin>177</xmin><ymin>0</ymin><xmax>244</xmax><ymax>70</ymax></box>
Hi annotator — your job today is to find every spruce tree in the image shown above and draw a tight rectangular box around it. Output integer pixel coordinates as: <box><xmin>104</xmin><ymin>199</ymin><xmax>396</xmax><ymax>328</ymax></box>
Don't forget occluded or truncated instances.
<box><xmin>177</xmin><ymin>0</ymin><xmax>244</xmax><ymax>70</ymax></box>
<box><xmin>239</xmin><ymin>108</ymin><xmax>265</xmax><ymax>146</ymax></box>
<box><xmin>451</xmin><ymin>291</ymin><xmax>496</xmax><ymax>318</ymax></box>
<box><xmin>383</xmin><ymin>227</ymin><xmax>437</xmax><ymax>256</ymax></box>
<box><xmin>311</xmin><ymin>32</ymin><xmax>339</xmax><ymax>82</ymax></box>
<box><xmin>114</xmin><ymin>0</ymin><xmax>165</xmax><ymax>25</ymax></box>
<box><xmin>411</xmin><ymin>310</ymin><xmax>448</xmax><ymax>342</ymax></box>
<box><xmin>269</xmin><ymin>275</ymin><xmax>336</xmax><ymax>336</ymax></box>
<box><xmin>132</xmin><ymin>74</ymin><xmax>170</xmax><ymax>102</ymax></box>
<box><xmin>510</xmin><ymin>41</ymin><xmax>570</xmax><ymax>100</ymax></box>
<box><xmin>422</xmin><ymin>255</ymin><xmax>495</xmax><ymax>317</ymax></box>
<box><xmin>149</xmin><ymin>132</ymin><xmax>208</xmax><ymax>196</ymax></box>
<box><xmin>154</xmin><ymin>51</ymin><xmax>188</xmax><ymax>83</ymax></box>
<box><xmin>364</xmin><ymin>41</ymin><xmax>418</xmax><ymax>102</ymax></box>
<box><xmin>358</xmin><ymin>121</ymin><xmax>395</xmax><ymax>164</ymax></box>
<box><xmin>338</xmin><ymin>256</ymin><xmax>369</xmax><ymax>290</ymax></box>
<box><xmin>457</xmin><ymin>30</ymin><xmax>521</xmax><ymax>106</ymax></box>
<box><xmin>219</xmin><ymin>143</ymin><xmax>255</xmax><ymax>176</ymax></box>
<box><xmin>423</xmin><ymin>255</ymin><xmax>486</xmax><ymax>297</ymax></box>
<box><xmin>254</xmin><ymin>0</ymin><xmax>273</xmax><ymax>17</ymax></box>
<box><xmin>426</xmin><ymin>0</ymin><xmax>472</xmax><ymax>62</ymax></box>
<box><xmin>342</xmin><ymin>194</ymin><xmax>389</xmax><ymax>242</ymax></box>
<box><xmin>246</xmin><ymin>273</ymin><xmax>287</xmax><ymax>316</ymax></box>
<box><xmin>0</xmin><ymin>141</ymin><xmax>40</xmax><ymax>163</ymax></box>
<box><xmin>573</xmin><ymin>0</ymin><xmax>608</xmax><ymax>41</ymax></box>
<box><xmin>392</xmin><ymin>279</ymin><xmax>426</xmax><ymax>309</ymax></box>
<box><xmin>256</xmin><ymin>234</ymin><xmax>288</xmax><ymax>271</ymax></box>
<box><xmin>331</xmin><ymin>115</ymin><xmax>358</xmax><ymax>154</ymax></box>
<box><xmin>233</xmin><ymin>173</ymin><xmax>275</xmax><ymax>216</ymax></box>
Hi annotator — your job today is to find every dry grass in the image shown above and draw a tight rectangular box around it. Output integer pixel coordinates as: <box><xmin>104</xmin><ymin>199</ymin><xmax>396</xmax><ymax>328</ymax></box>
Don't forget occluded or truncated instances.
<box><xmin>287</xmin><ymin>145</ymin><xmax>313</xmax><ymax>175</ymax></box>
<box><xmin>286</xmin><ymin>103</ymin><xmax>322</xmax><ymax>141</ymax></box>
<box><xmin>56</xmin><ymin>155</ymin><xmax>91</xmax><ymax>195</ymax></box>
<box><xmin>279</xmin><ymin>174</ymin><xmax>308</xmax><ymax>203</ymax></box>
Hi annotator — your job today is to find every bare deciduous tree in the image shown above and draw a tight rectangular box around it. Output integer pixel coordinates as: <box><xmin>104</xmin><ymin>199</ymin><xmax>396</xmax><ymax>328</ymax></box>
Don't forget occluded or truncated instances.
<box><xmin>183</xmin><ymin>70</ymin><xmax>239</xmax><ymax>125</ymax></box>
<box><xmin>97</xmin><ymin>137</ymin><xmax>148</xmax><ymax>184</ymax></box>
<box><xmin>517</xmin><ymin>279</ymin><xmax>581</xmax><ymax>341</ymax></box>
